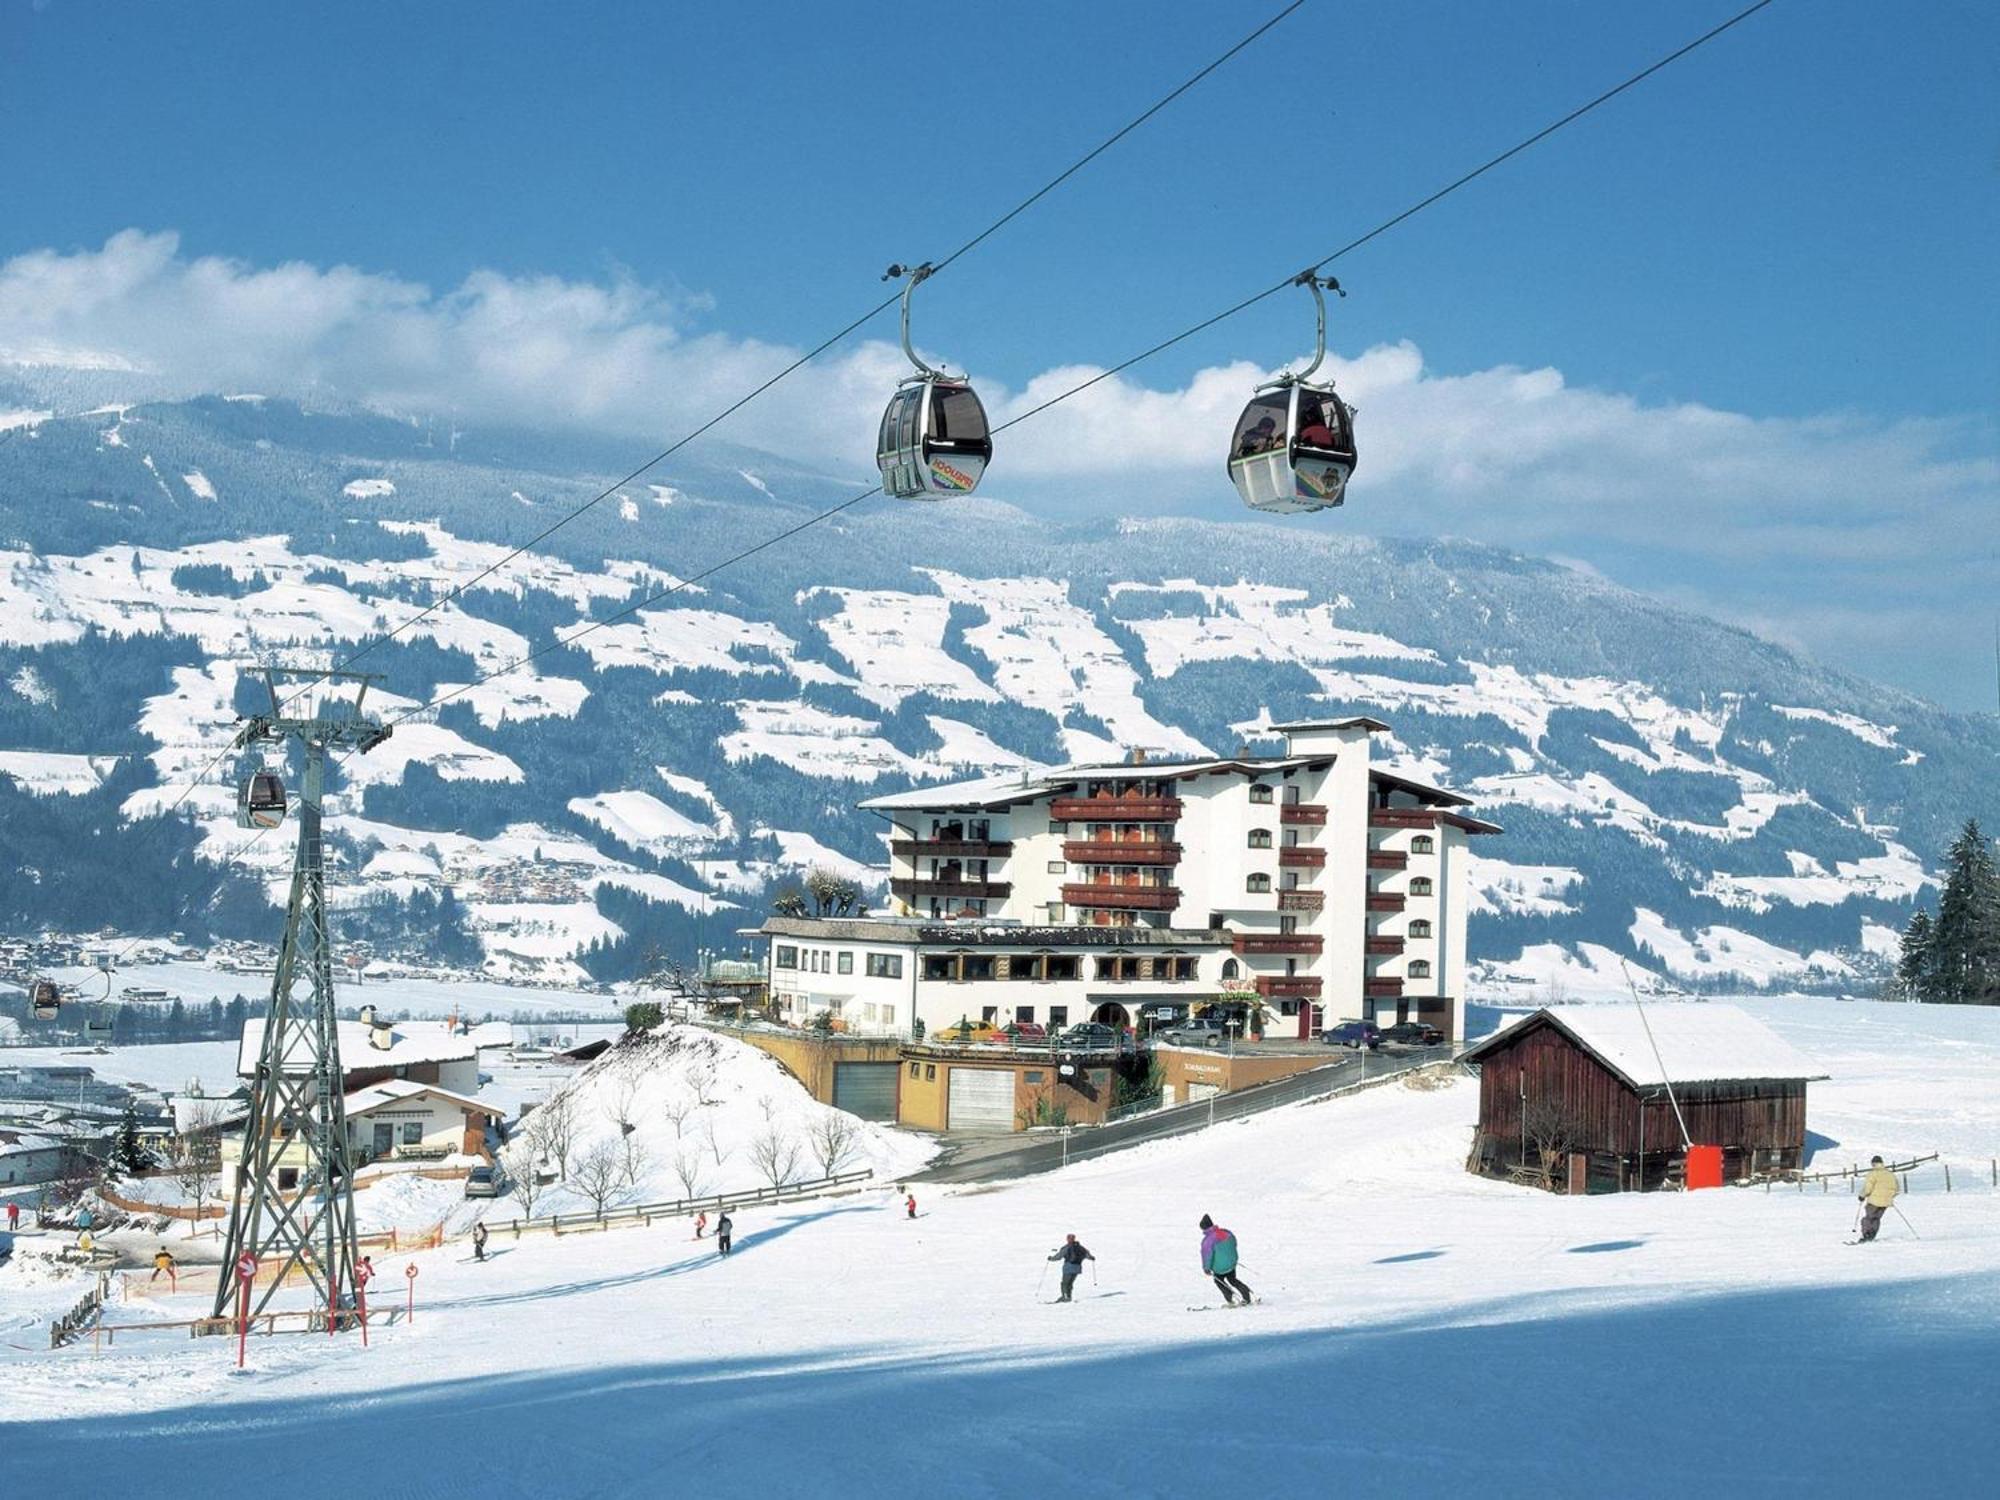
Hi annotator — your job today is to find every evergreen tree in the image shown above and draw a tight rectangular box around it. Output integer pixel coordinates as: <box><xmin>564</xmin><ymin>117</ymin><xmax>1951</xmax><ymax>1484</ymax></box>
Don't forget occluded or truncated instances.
<box><xmin>114</xmin><ymin>1102</ymin><xmax>147</xmax><ymax>1175</ymax></box>
<box><xmin>1929</xmin><ymin>819</ymin><xmax>2000</xmax><ymax>1005</ymax></box>
<box><xmin>1896</xmin><ymin>908</ymin><xmax>1935</xmax><ymax>1001</ymax></box>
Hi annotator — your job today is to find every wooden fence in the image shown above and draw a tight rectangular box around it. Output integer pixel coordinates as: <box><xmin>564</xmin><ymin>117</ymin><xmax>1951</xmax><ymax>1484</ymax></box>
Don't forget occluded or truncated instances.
<box><xmin>497</xmin><ymin>1169</ymin><xmax>874</xmax><ymax>1240</ymax></box>
<box><xmin>49</xmin><ymin>1273</ymin><xmax>110</xmax><ymax>1349</ymax></box>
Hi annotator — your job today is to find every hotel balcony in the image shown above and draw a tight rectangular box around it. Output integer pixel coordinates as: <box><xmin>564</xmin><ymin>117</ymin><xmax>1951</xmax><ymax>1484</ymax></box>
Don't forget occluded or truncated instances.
<box><xmin>1232</xmin><ymin>933</ymin><xmax>1324</xmax><ymax>956</ymax></box>
<box><xmin>1369</xmin><ymin>808</ymin><xmax>1438</xmax><ymax>829</ymax></box>
<box><xmin>1062</xmin><ymin>882</ymin><xmax>1181</xmax><ymax>913</ymax></box>
<box><xmin>1366</xmin><ymin>893</ymin><xmax>1406</xmax><ymax>914</ymax></box>
<box><xmin>1363</xmin><ymin>978</ymin><xmax>1404</xmax><ymax>999</ymax></box>
<box><xmin>1366</xmin><ymin>850</ymin><xmax>1407</xmax><ymax>871</ymax></box>
<box><xmin>890</xmin><ymin>877</ymin><xmax>1013</xmax><ymax>902</ymax></box>
<box><xmin>1279</xmin><ymin>804</ymin><xmax>1327</xmax><ymax>825</ymax></box>
<box><xmin>1062</xmin><ymin>839</ymin><xmax>1182</xmax><ymax>867</ymax></box>
<box><xmin>1049</xmin><ymin>796</ymin><xmax>1183</xmax><ymax>823</ymax></box>
<box><xmin>1277</xmin><ymin>890</ymin><xmax>1325</xmax><ymax>912</ymax></box>
<box><xmin>1364</xmin><ymin>936</ymin><xmax>1405</xmax><ymax>957</ymax></box>
<box><xmin>1255</xmin><ymin>976</ymin><xmax>1323</xmax><ymax>1000</ymax></box>
<box><xmin>1276</xmin><ymin>846</ymin><xmax>1326</xmax><ymax>868</ymax></box>
<box><xmin>890</xmin><ymin>838</ymin><xmax>1015</xmax><ymax>860</ymax></box>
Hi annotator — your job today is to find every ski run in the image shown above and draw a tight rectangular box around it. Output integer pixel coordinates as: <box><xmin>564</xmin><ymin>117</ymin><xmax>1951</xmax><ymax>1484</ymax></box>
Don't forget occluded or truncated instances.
<box><xmin>1</xmin><ymin>995</ymin><xmax>1996</xmax><ymax>1495</ymax></box>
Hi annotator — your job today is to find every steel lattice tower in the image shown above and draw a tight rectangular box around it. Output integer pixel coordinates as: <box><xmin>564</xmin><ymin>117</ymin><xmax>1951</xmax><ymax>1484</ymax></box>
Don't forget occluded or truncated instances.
<box><xmin>213</xmin><ymin>669</ymin><xmax>392</xmax><ymax>1325</ymax></box>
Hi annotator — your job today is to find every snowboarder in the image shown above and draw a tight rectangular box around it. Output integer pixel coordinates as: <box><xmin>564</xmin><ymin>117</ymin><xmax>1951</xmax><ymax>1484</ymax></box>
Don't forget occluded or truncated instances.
<box><xmin>716</xmin><ymin>1212</ymin><xmax>733</xmax><ymax>1256</ymax></box>
<box><xmin>472</xmin><ymin>1222</ymin><xmax>489</xmax><ymax>1262</ymax></box>
<box><xmin>1047</xmin><ymin>1233</ymin><xmax>1093</xmax><ymax>1301</ymax></box>
<box><xmin>1857</xmin><ymin>1156</ymin><xmax>1900</xmax><ymax>1243</ymax></box>
<box><xmin>905</xmin><ymin>1193</ymin><xmax>917</xmax><ymax>1220</ymax></box>
<box><xmin>1199</xmin><ymin>1214</ymin><xmax>1253</xmax><ymax>1305</ymax></box>
<box><xmin>695</xmin><ymin>1211</ymin><xmax>708</xmax><ymax>1240</ymax></box>
<box><xmin>150</xmin><ymin>1247</ymin><xmax>177</xmax><ymax>1282</ymax></box>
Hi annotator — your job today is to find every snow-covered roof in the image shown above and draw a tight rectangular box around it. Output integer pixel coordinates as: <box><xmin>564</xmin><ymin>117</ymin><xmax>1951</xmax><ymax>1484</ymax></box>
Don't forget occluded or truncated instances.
<box><xmin>237</xmin><ymin>1018</ymin><xmax>476</xmax><ymax>1078</ymax></box>
<box><xmin>858</xmin><ymin>772</ymin><xmax>1053</xmax><ymax>812</ymax></box>
<box><xmin>465</xmin><ymin>1021</ymin><xmax>516</xmax><ymax>1050</ymax></box>
<box><xmin>344</xmin><ymin>1077</ymin><xmax>501</xmax><ymax>1118</ymax></box>
<box><xmin>1268</xmin><ymin>715</ymin><xmax>1392</xmax><ymax>734</ymax></box>
<box><xmin>859</xmin><ymin>755</ymin><xmax>1341</xmax><ymax>813</ymax></box>
<box><xmin>1463</xmin><ymin>1004</ymin><xmax>1828</xmax><ymax>1087</ymax></box>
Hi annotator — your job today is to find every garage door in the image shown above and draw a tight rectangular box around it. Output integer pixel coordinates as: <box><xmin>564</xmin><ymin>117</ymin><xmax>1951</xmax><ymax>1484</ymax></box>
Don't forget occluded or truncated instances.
<box><xmin>947</xmin><ymin>1066</ymin><xmax>1016</xmax><ymax>1133</ymax></box>
<box><xmin>832</xmin><ymin>1062</ymin><xmax>899</xmax><ymax>1122</ymax></box>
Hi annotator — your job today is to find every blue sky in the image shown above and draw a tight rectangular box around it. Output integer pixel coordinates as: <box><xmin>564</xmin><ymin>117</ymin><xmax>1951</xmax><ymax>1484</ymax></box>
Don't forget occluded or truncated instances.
<box><xmin>2</xmin><ymin>0</ymin><xmax>1995</xmax><ymax>706</ymax></box>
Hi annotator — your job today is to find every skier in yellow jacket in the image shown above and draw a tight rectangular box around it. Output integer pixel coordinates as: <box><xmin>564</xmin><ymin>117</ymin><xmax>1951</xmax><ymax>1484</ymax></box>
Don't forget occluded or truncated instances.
<box><xmin>1857</xmin><ymin>1156</ymin><xmax>1899</xmax><ymax>1243</ymax></box>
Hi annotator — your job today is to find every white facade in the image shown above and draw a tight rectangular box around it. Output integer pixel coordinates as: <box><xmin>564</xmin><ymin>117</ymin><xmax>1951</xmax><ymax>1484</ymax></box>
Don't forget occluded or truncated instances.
<box><xmin>765</xmin><ymin>719</ymin><xmax>1497</xmax><ymax>1041</ymax></box>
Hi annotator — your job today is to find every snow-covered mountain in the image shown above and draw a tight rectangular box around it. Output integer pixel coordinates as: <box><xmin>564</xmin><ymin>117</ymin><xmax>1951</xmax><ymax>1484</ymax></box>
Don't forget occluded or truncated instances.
<box><xmin>2</xmin><ymin>394</ymin><xmax>1993</xmax><ymax>991</ymax></box>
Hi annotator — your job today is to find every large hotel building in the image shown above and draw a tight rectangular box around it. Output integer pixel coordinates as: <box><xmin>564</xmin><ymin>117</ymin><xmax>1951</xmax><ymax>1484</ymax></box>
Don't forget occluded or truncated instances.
<box><xmin>760</xmin><ymin>717</ymin><xmax>1499</xmax><ymax>1044</ymax></box>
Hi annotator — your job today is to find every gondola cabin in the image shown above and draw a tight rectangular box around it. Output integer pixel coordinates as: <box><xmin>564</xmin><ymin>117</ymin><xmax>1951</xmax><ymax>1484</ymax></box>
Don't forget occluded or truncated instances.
<box><xmin>877</xmin><ymin>377</ymin><xmax>992</xmax><ymax>500</ymax></box>
<box><xmin>236</xmin><ymin>771</ymin><xmax>287</xmax><ymax>830</ymax></box>
<box><xmin>1228</xmin><ymin>382</ymin><xmax>1356</xmax><ymax>514</ymax></box>
<box><xmin>30</xmin><ymin>979</ymin><xmax>60</xmax><ymax>1021</ymax></box>
<box><xmin>1460</xmin><ymin>1004</ymin><xmax>1827</xmax><ymax>1192</ymax></box>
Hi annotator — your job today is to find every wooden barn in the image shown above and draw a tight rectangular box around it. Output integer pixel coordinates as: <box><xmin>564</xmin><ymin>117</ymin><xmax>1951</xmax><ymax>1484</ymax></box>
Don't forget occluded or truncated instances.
<box><xmin>1461</xmin><ymin>1005</ymin><xmax>1828</xmax><ymax>1192</ymax></box>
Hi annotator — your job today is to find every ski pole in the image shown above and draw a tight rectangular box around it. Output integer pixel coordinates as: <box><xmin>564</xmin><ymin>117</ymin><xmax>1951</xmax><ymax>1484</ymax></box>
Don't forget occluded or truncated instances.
<box><xmin>1091</xmin><ymin>1259</ymin><xmax>1099</xmax><ymax>1288</ymax></box>
<box><xmin>1036</xmin><ymin>1259</ymin><xmax>1050</xmax><ymax>1299</ymax></box>
<box><xmin>1892</xmin><ymin>1205</ymin><xmax>1920</xmax><ymax>1240</ymax></box>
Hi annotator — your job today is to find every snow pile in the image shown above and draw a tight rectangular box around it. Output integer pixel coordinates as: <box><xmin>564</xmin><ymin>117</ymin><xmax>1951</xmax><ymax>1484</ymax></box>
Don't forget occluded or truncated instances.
<box><xmin>495</xmin><ymin>1025</ymin><xmax>935</xmax><ymax>1221</ymax></box>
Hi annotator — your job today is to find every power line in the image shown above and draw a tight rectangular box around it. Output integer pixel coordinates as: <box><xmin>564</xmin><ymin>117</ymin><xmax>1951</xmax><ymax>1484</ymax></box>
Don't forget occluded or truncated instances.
<box><xmin>361</xmin><ymin>0</ymin><xmax>1783</xmax><ymax>741</ymax></box>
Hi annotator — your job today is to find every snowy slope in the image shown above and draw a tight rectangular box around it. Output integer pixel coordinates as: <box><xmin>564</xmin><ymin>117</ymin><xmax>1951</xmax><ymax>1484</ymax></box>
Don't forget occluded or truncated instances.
<box><xmin>2</xmin><ymin>997</ymin><xmax>1995</xmax><ymax>1499</ymax></box>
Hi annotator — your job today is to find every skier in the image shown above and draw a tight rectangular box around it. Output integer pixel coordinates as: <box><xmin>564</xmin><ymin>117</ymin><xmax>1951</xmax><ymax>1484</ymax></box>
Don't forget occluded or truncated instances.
<box><xmin>472</xmin><ymin>1222</ymin><xmax>489</xmax><ymax>1262</ymax></box>
<box><xmin>694</xmin><ymin>1210</ymin><xmax>708</xmax><ymax>1240</ymax></box>
<box><xmin>150</xmin><ymin>1247</ymin><xmax>177</xmax><ymax>1282</ymax></box>
<box><xmin>1199</xmin><ymin>1214</ymin><xmax>1253</xmax><ymax>1306</ymax></box>
<box><xmin>1046</xmin><ymin>1233</ymin><xmax>1093</xmax><ymax>1302</ymax></box>
<box><xmin>6</xmin><ymin>1200</ymin><xmax>19</xmax><ymax>1230</ymax></box>
<box><xmin>905</xmin><ymin>1193</ymin><xmax>917</xmax><ymax>1220</ymax></box>
<box><xmin>716</xmin><ymin>1212</ymin><xmax>733</xmax><ymax>1256</ymax></box>
<box><xmin>1857</xmin><ymin>1156</ymin><xmax>1900</xmax><ymax>1243</ymax></box>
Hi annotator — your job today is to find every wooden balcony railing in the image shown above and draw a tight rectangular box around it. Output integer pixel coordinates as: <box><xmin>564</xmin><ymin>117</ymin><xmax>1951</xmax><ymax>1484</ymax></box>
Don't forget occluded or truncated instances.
<box><xmin>1279</xmin><ymin>804</ymin><xmax>1327</xmax><ymax>825</ymax></box>
<box><xmin>1366</xmin><ymin>893</ymin><xmax>1406</xmax><ymax>913</ymax></box>
<box><xmin>1049</xmin><ymin>797</ymin><xmax>1183</xmax><ymax>823</ymax></box>
<box><xmin>1277</xmin><ymin>847</ymin><xmax>1326</xmax><ymax>868</ymax></box>
<box><xmin>1364</xmin><ymin>936</ymin><xmax>1405</xmax><ymax>957</ymax></box>
<box><xmin>890</xmin><ymin>878</ymin><xmax>1013</xmax><ymax>901</ymax></box>
<box><xmin>1277</xmin><ymin>890</ymin><xmax>1325</xmax><ymax>912</ymax></box>
<box><xmin>1061</xmin><ymin>883</ymin><xmax>1180</xmax><ymax>913</ymax></box>
<box><xmin>1366</xmin><ymin>850</ymin><xmax>1407</xmax><ymax>871</ymax></box>
<box><xmin>1062</xmin><ymin>840</ymin><xmax>1182</xmax><ymax>867</ymax></box>
<box><xmin>1369</xmin><ymin>808</ymin><xmax>1438</xmax><ymax>829</ymax></box>
<box><xmin>890</xmin><ymin>839</ymin><xmax>1014</xmax><ymax>860</ymax></box>
<box><xmin>1363</xmin><ymin>978</ymin><xmax>1404</xmax><ymax>999</ymax></box>
<box><xmin>1255</xmin><ymin>976</ymin><xmax>1323</xmax><ymax>999</ymax></box>
<box><xmin>1231</xmin><ymin>933</ymin><xmax>1324</xmax><ymax>956</ymax></box>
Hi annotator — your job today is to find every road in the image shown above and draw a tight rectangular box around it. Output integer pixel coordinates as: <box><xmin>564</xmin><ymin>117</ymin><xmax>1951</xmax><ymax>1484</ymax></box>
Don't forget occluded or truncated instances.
<box><xmin>911</xmin><ymin>1043</ymin><xmax>1452</xmax><ymax>1184</ymax></box>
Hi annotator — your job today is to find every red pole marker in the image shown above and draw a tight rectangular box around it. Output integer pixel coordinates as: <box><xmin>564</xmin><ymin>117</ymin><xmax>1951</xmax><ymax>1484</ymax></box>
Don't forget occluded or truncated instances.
<box><xmin>355</xmin><ymin>1258</ymin><xmax>373</xmax><ymax>1347</ymax></box>
<box><xmin>328</xmin><ymin>1264</ymin><xmax>340</xmax><ymax>1338</ymax></box>
<box><xmin>234</xmin><ymin>1252</ymin><xmax>259</xmax><ymax>1369</ymax></box>
<box><xmin>404</xmin><ymin>1262</ymin><xmax>418</xmax><ymax>1324</ymax></box>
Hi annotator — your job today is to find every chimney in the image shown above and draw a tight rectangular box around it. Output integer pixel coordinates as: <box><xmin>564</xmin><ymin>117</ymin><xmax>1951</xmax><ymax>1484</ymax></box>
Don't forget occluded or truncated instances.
<box><xmin>1131</xmin><ymin>747</ymin><xmax>1147</xmax><ymax>765</ymax></box>
<box><xmin>369</xmin><ymin>1015</ymin><xmax>395</xmax><ymax>1051</ymax></box>
<box><xmin>358</xmin><ymin>1003</ymin><xmax>377</xmax><ymax>1029</ymax></box>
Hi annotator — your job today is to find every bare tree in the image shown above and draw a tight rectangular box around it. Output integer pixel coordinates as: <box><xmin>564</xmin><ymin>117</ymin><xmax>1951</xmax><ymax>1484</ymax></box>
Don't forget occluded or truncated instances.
<box><xmin>805</xmin><ymin>864</ymin><xmax>861</xmax><ymax>917</ymax></box>
<box><xmin>570</xmin><ymin>1142</ymin><xmax>628</xmax><ymax>1215</ymax></box>
<box><xmin>618</xmin><ymin>1136</ymin><xmax>650</xmax><ymax>1191</ymax></box>
<box><xmin>527</xmin><ymin>1090</ymin><xmax>579</xmax><ymax>1180</ymax></box>
<box><xmin>661</xmin><ymin>1091</ymin><xmax>695</xmax><ymax>1140</ymax></box>
<box><xmin>701</xmin><ymin>1113</ymin><xmax>731</xmax><ymax>1168</ymax></box>
<box><xmin>748</xmin><ymin>1123</ymin><xmax>802</xmax><ymax>1192</ymax></box>
<box><xmin>807</xmin><ymin>1110</ymin><xmax>859</xmax><ymax>1178</ymax></box>
<box><xmin>689</xmin><ymin>1062</ymin><xmax>719</xmax><ymax>1109</ymax></box>
<box><xmin>1522</xmin><ymin>1095</ymin><xmax>1588</xmax><ymax>1190</ymax></box>
<box><xmin>503</xmin><ymin>1141</ymin><xmax>548</xmax><ymax>1219</ymax></box>
<box><xmin>602</xmin><ymin>1072</ymin><xmax>647</xmax><ymax>1184</ymax></box>
<box><xmin>163</xmin><ymin>1102</ymin><xmax>225</xmax><ymax>1233</ymax></box>
<box><xmin>671</xmin><ymin>1144</ymin><xmax>708</xmax><ymax>1200</ymax></box>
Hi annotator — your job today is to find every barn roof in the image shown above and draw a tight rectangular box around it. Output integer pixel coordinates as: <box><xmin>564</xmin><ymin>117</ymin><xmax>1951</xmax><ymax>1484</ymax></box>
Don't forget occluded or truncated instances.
<box><xmin>1461</xmin><ymin>1004</ymin><xmax>1828</xmax><ymax>1088</ymax></box>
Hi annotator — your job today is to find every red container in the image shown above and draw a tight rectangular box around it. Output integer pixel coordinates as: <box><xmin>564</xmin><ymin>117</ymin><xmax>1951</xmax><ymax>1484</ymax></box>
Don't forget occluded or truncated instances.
<box><xmin>1684</xmin><ymin>1144</ymin><xmax>1724</xmax><ymax>1190</ymax></box>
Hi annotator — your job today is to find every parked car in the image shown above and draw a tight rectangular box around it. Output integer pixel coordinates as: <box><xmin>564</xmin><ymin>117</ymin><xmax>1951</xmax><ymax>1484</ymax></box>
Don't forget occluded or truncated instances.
<box><xmin>1321</xmin><ymin>1020</ymin><xmax>1381</xmax><ymax>1050</ymax></box>
<box><xmin>1001</xmin><ymin>1020</ymin><xmax>1048</xmax><ymax>1043</ymax></box>
<box><xmin>464</xmin><ymin>1164</ymin><xmax>499</xmax><ymax>1199</ymax></box>
<box><xmin>1058</xmin><ymin>1022</ymin><xmax>1130</xmax><ymax>1052</ymax></box>
<box><xmin>1377</xmin><ymin>1021</ymin><xmax>1445</xmax><ymax>1047</ymax></box>
<box><xmin>1156</xmin><ymin>1017</ymin><xmax>1229</xmax><ymax>1048</ymax></box>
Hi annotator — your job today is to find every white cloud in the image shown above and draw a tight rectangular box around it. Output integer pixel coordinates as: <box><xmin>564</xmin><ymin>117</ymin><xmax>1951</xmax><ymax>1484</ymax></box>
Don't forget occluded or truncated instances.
<box><xmin>3</xmin><ymin>231</ymin><xmax>1992</xmax><ymax>707</ymax></box>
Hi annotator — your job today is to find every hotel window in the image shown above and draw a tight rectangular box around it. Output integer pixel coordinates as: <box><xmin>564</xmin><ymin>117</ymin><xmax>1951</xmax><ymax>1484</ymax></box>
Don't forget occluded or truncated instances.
<box><xmin>1047</xmin><ymin>861</ymin><xmax>1067</xmax><ymax>874</ymax></box>
<box><xmin>866</xmin><ymin>953</ymin><xmax>903</xmax><ymax>979</ymax></box>
<box><xmin>968</xmin><ymin>819</ymin><xmax>991</xmax><ymax>840</ymax></box>
<box><xmin>1045</xmin><ymin>955</ymin><xmax>1079</xmax><ymax>981</ymax></box>
<box><xmin>1047</xmin><ymin>1007</ymin><xmax>1068</xmax><ymax>1028</ymax></box>
<box><xmin>1015</xmin><ymin>1005</ymin><xmax>1035</xmax><ymax>1024</ymax></box>
<box><xmin>1046</xmin><ymin>903</ymin><xmax>1066</xmax><ymax>923</ymax></box>
<box><xmin>925</xmin><ymin>1064</ymin><xmax>937</xmax><ymax>1081</ymax></box>
<box><xmin>1048</xmin><ymin>819</ymin><xmax>1068</xmax><ymax>834</ymax></box>
<box><xmin>1167</xmin><ymin>956</ymin><xmax>1196</xmax><ymax>981</ymax></box>
<box><xmin>1410</xmin><ymin>877</ymin><xmax>1434</xmax><ymax>897</ymax></box>
<box><xmin>909</xmin><ymin>1062</ymin><xmax>920</xmax><ymax>1078</ymax></box>
<box><xmin>1246</xmin><ymin>873</ymin><xmax>1272</xmax><ymax>894</ymax></box>
<box><xmin>962</xmin><ymin>955</ymin><xmax>996</xmax><ymax>981</ymax></box>
<box><xmin>1220</xmin><ymin>958</ymin><xmax>1239</xmax><ymax>980</ymax></box>
<box><xmin>1247</xmin><ymin>829</ymin><xmax>1272</xmax><ymax>850</ymax></box>
<box><xmin>1025</xmin><ymin>1070</ymin><xmax>1045</xmax><ymax>1084</ymax></box>
<box><xmin>922</xmin><ymin>955</ymin><xmax>954</xmax><ymax>981</ymax></box>
<box><xmin>402</xmin><ymin>1122</ymin><xmax>423</xmax><ymax>1145</ymax></box>
<box><xmin>1248</xmin><ymin>785</ymin><xmax>1273</xmax><ymax>804</ymax></box>
<box><xmin>775</xmin><ymin>945</ymin><xmax>798</xmax><ymax>969</ymax></box>
<box><xmin>1009</xmin><ymin>956</ymin><xmax>1041</xmax><ymax>982</ymax></box>
<box><xmin>1411</xmin><ymin>835</ymin><xmax>1435</xmax><ymax>854</ymax></box>
<box><xmin>1408</xmin><ymin>960</ymin><xmax>1433</xmax><ymax>979</ymax></box>
<box><xmin>1282</xmin><ymin>784</ymin><xmax>1301</xmax><ymax>805</ymax></box>
<box><xmin>1408</xmin><ymin>919</ymin><xmax>1433</xmax><ymax>939</ymax></box>
<box><xmin>837</xmin><ymin>951</ymin><xmax>854</xmax><ymax>975</ymax></box>
<box><xmin>981</xmin><ymin>1006</ymin><xmax>999</xmax><ymax>1023</ymax></box>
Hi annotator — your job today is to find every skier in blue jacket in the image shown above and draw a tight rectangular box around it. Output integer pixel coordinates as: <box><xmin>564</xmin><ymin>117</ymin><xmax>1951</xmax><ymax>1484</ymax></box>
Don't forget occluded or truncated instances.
<box><xmin>1199</xmin><ymin>1214</ymin><xmax>1253</xmax><ymax>1306</ymax></box>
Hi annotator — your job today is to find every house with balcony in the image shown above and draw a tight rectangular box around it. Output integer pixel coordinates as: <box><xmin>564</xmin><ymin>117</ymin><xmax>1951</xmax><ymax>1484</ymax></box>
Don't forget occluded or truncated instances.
<box><xmin>760</xmin><ymin>717</ymin><xmax>1498</xmax><ymax>1043</ymax></box>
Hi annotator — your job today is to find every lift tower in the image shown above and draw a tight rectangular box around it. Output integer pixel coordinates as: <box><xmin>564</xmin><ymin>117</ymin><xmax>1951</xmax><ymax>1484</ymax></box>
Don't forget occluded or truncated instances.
<box><xmin>213</xmin><ymin>668</ymin><xmax>392</xmax><ymax>1324</ymax></box>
